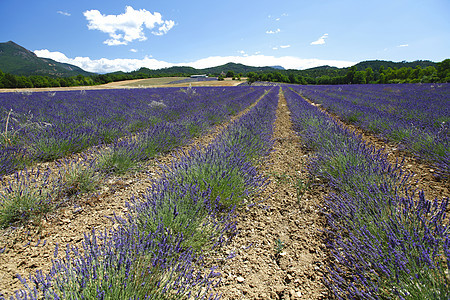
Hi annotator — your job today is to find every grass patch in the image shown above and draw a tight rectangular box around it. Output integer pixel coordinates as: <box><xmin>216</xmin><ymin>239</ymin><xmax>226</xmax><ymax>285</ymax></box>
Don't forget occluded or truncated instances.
<box><xmin>367</xmin><ymin>119</ymin><xmax>391</xmax><ymax>134</ymax></box>
<box><xmin>99</xmin><ymin>128</ymin><xmax>122</xmax><ymax>144</ymax></box>
<box><xmin>344</xmin><ymin>111</ymin><xmax>363</xmax><ymax>124</ymax></box>
<box><xmin>135</xmin><ymin>184</ymin><xmax>216</xmax><ymax>251</ymax></box>
<box><xmin>186</xmin><ymin>122</ymin><xmax>203</xmax><ymax>138</ymax></box>
<box><xmin>173</xmin><ymin>161</ymin><xmax>249</xmax><ymax>210</ymax></box>
<box><xmin>388</xmin><ymin>128</ymin><xmax>413</xmax><ymax>143</ymax></box>
<box><xmin>59</xmin><ymin>164</ymin><xmax>100</xmax><ymax>197</ymax></box>
<box><xmin>97</xmin><ymin>148</ymin><xmax>139</xmax><ymax>175</ymax></box>
<box><xmin>33</xmin><ymin>134</ymin><xmax>90</xmax><ymax>162</ymax></box>
<box><xmin>0</xmin><ymin>179</ymin><xmax>51</xmax><ymax>228</ymax></box>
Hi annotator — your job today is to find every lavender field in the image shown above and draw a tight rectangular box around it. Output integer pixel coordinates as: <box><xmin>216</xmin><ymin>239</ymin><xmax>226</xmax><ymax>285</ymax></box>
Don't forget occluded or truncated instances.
<box><xmin>0</xmin><ymin>85</ymin><xmax>279</xmax><ymax>299</ymax></box>
<box><xmin>0</xmin><ymin>86</ymin><xmax>270</xmax><ymax>232</ymax></box>
<box><xmin>0</xmin><ymin>84</ymin><xmax>448</xmax><ymax>299</ymax></box>
<box><xmin>0</xmin><ymin>86</ymin><xmax>266</xmax><ymax>175</ymax></box>
<box><xmin>288</xmin><ymin>83</ymin><xmax>450</xmax><ymax>179</ymax></box>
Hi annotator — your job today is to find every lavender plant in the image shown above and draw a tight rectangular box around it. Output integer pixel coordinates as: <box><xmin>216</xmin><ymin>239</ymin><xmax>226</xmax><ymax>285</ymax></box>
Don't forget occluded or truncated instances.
<box><xmin>0</xmin><ymin>168</ymin><xmax>53</xmax><ymax>228</ymax></box>
<box><xmin>11</xmin><ymin>225</ymin><xmax>220</xmax><ymax>299</ymax></box>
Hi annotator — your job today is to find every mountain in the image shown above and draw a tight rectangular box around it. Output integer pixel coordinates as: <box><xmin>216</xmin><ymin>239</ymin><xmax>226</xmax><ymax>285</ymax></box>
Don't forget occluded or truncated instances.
<box><xmin>0</xmin><ymin>41</ymin><xmax>93</xmax><ymax>77</ymax></box>
<box><xmin>134</xmin><ymin>62</ymin><xmax>285</xmax><ymax>77</ymax></box>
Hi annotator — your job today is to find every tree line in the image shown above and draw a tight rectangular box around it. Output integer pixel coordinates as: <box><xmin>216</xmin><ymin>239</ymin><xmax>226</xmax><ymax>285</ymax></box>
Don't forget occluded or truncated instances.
<box><xmin>247</xmin><ymin>59</ymin><xmax>450</xmax><ymax>85</ymax></box>
<box><xmin>0</xmin><ymin>70</ymin><xmax>184</xmax><ymax>89</ymax></box>
<box><xmin>0</xmin><ymin>59</ymin><xmax>449</xmax><ymax>89</ymax></box>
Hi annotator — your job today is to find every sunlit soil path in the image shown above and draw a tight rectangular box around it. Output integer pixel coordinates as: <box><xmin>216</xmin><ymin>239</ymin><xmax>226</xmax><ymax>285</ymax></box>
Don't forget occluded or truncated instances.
<box><xmin>210</xmin><ymin>90</ymin><xmax>329</xmax><ymax>299</ymax></box>
<box><xmin>0</xmin><ymin>91</ymin><xmax>265</xmax><ymax>298</ymax></box>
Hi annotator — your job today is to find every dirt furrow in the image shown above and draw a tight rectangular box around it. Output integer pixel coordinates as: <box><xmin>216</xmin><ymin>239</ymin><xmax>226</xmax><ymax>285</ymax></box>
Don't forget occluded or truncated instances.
<box><xmin>209</xmin><ymin>90</ymin><xmax>328</xmax><ymax>299</ymax></box>
<box><xmin>0</xmin><ymin>93</ymin><xmax>266</xmax><ymax>298</ymax></box>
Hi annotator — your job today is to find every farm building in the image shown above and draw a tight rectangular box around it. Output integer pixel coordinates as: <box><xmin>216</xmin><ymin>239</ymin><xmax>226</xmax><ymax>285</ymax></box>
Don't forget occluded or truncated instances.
<box><xmin>190</xmin><ymin>74</ymin><xmax>208</xmax><ymax>78</ymax></box>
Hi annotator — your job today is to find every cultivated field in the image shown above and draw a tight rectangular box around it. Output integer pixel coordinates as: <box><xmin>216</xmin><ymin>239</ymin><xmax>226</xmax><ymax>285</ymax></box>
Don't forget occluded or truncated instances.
<box><xmin>0</xmin><ymin>77</ymin><xmax>244</xmax><ymax>94</ymax></box>
<box><xmin>0</xmin><ymin>83</ymin><xmax>448</xmax><ymax>299</ymax></box>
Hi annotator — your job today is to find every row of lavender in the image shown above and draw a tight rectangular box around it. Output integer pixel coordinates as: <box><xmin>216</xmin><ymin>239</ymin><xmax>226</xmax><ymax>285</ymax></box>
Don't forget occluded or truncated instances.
<box><xmin>288</xmin><ymin>83</ymin><xmax>450</xmax><ymax>179</ymax></box>
<box><xmin>4</xmin><ymin>87</ymin><xmax>279</xmax><ymax>299</ymax></box>
<box><xmin>283</xmin><ymin>88</ymin><xmax>449</xmax><ymax>299</ymax></box>
<box><xmin>0</xmin><ymin>87</ymin><xmax>267</xmax><ymax>228</ymax></box>
<box><xmin>0</xmin><ymin>86</ymin><xmax>263</xmax><ymax>176</ymax></box>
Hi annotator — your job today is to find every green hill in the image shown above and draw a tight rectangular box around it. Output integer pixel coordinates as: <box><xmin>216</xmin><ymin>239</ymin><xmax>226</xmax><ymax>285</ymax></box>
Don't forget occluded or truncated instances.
<box><xmin>0</xmin><ymin>41</ymin><xmax>93</xmax><ymax>77</ymax></box>
<box><xmin>132</xmin><ymin>62</ymin><xmax>284</xmax><ymax>77</ymax></box>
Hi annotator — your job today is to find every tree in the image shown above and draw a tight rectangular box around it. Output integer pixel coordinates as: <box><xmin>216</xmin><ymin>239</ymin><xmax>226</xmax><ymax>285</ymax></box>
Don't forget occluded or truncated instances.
<box><xmin>0</xmin><ymin>69</ymin><xmax>4</xmax><ymax>88</ymax></box>
<box><xmin>353</xmin><ymin>71</ymin><xmax>367</xmax><ymax>84</ymax></box>
<box><xmin>288</xmin><ymin>73</ymin><xmax>298</xmax><ymax>84</ymax></box>
<box><xmin>408</xmin><ymin>66</ymin><xmax>421</xmax><ymax>81</ymax></box>
<box><xmin>365</xmin><ymin>67</ymin><xmax>374</xmax><ymax>83</ymax></box>
<box><xmin>318</xmin><ymin>75</ymin><xmax>331</xmax><ymax>85</ymax></box>
<box><xmin>226</xmin><ymin>70</ymin><xmax>235</xmax><ymax>78</ymax></box>
<box><xmin>246</xmin><ymin>72</ymin><xmax>257</xmax><ymax>84</ymax></box>
<box><xmin>345</xmin><ymin>66</ymin><xmax>357</xmax><ymax>84</ymax></box>
<box><xmin>3</xmin><ymin>73</ymin><xmax>18</xmax><ymax>88</ymax></box>
<box><xmin>437</xmin><ymin>59</ymin><xmax>450</xmax><ymax>82</ymax></box>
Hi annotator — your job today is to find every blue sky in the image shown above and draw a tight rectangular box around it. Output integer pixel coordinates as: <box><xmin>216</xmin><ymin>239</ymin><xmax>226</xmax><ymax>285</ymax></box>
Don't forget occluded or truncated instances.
<box><xmin>1</xmin><ymin>0</ymin><xmax>449</xmax><ymax>73</ymax></box>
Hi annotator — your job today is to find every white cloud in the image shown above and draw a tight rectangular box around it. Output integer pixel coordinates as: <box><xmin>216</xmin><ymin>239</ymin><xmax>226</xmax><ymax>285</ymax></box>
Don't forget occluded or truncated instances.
<box><xmin>269</xmin><ymin>13</ymin><xmax>288</xmax><ymax>19</ymax></box>
<box><xmin>34</xmin><ymin>49</ymin><xmax>172</xmax><ymax>73</ymax></box>
<box><xmin>266</xmin><ymin>29</ymin><xmax>281</xmax><ymax>34</ymax></box>
<box><xmin>153</xmin><ymin>20</ymin><xmax>175</xmax><ymax>36</ymax></box>
<box><xmin>57</xmin><ymin>11</ymin><xmax>71</xmax><ymax>16</ymax></box>
<box><xmin>130</xmin><ymin>49</ymin><xmax>138</xmax><ymax>53</ymax></box>
<box><xmin>272</xmin><ymin>47</ymin><xmax>278</xmax><ymax>50</ymax></box>
<box><xmin>182</xmin><ymin>55</ymin><xmax>355</xmax><ymax>70</ymax></box>
<box><xmin>311</xmin><ymin>33</ymin><xmax>328</xmax><ymax>45</ymax></box>
<box><xmin>34</xmin><ymin>49</ymin><xmax>355</xmax><ymax>73</ymax></box>
<box><xmin>280</xmin><ymin>45</ymin><xmax>291</xmax><ymax>49</ymax></box>
<box><xmin>83</xmin><ymin>6</ymin><xmax>175</xmax><ymax>46</ymax></box>
<box><xmin>397</xmin><ymin>44</ymin><xmax>409</xmax><ymax>47</ymax></box>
